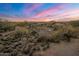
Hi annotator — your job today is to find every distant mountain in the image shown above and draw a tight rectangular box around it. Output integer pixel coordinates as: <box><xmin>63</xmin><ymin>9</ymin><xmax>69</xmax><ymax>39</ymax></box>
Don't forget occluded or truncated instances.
<box><xmin>0</xmin><ymin>16</ymin><xmax>79</xmax><ymax>22</ymax></box>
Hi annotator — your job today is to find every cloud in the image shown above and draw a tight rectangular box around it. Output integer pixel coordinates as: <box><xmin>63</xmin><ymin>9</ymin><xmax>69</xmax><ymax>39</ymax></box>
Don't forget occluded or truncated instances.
<box><xmin>33</xmin><ymin>4</ymin><xmax>67</xmax><ymax>18</ymax></box>
<box><xmin>23</xmin><ymin>4</ymin><xmax>43</xmax><ymax>15</ymax></box>
<box><xmin>53</xmin><ymin>9</ymin><xmax>79</xmax><ymax>19</ymax></box>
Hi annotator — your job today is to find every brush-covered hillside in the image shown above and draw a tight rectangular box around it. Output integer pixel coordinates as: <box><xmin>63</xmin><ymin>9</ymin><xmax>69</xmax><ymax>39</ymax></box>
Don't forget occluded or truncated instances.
<box><xmin>0</xmin><ymin>20</ymin><xmax>79</xmax><ymax>56</ymax></box>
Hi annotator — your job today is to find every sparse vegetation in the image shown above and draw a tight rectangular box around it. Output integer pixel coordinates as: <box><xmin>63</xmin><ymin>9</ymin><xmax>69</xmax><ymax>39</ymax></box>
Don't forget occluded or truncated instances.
<box><xmin>0</xmin><ymin>20</ymin><xmax>79</xmax><ymax>56</ymax></box>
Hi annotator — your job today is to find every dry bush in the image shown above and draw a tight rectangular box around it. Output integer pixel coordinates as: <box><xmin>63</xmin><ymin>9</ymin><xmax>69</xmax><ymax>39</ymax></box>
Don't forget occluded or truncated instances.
<box><xmin>51</xmin><ymin>24</ymin><xmax>79</xmax><ymax>42</ymax></box>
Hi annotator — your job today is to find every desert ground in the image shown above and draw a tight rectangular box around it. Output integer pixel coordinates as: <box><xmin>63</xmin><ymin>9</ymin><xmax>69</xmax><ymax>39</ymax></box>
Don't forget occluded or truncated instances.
<box><xmin>0</xmin><ymin>20</ymin><xmax>79</xmax><ymax>56</ymax></box>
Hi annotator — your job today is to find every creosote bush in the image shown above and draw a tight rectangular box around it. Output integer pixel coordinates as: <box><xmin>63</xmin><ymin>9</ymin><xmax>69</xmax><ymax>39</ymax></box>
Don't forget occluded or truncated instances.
<box><xmin>0</xmin><ymin>21</ymin><xmax>79</xmax><ymax>56</ymax></box>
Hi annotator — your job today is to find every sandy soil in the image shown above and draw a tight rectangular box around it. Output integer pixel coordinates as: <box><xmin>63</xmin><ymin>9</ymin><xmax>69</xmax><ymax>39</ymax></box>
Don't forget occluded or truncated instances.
<box><xmin>33</xmin><ymin>39</ymin><xmax>79</xmax><ymax>56</ymax></box>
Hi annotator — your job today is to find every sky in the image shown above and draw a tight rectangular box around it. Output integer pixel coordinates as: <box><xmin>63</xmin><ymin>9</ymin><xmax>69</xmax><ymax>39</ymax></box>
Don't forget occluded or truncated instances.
<box><xmin>0</xmin><ymin>3</ymin><xmax>79</xmax><ymax>22</ymax></box>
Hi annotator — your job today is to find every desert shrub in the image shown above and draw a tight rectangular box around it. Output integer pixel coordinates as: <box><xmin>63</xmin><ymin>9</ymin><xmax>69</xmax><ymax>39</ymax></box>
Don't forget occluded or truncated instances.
<box><xmin>0</xmin><ymin>23</ymin><xmax>15</xmax><ymax>33</ymax></box>
<box><xmin>10</xmin><ymin>49</ymin><xmax>18</xmax><ymax>56</ymax></box>
<box><xmin>0</xmin><ymin>21</ymin><xmax>79</xmax><ymax>56</ymax></box>
<box><xmin>0</xmin><ymin>53</ymin><xmax>11</xmax><ymax>56</ymax></box>
<box><xmin>48</xmin><ymin>23</ymin><xmax>66</xmax><ymax>31</ymax></box>
<box><xmin>51</xmin><ymin>25</ymin><xmax>79</xmax><ymax>42</ymax></box>
<box><xmin>16</xmin><ymin>22</ymin><xmax>27</xmax><ymax>27</ymax></box>
<box><xmin>22</xmin><ymin>44</ymin><xmax>34</xmax><ymax>56</ymax></box>
<box><xmin>40</xmin><ymin>43</ymin><xmax>49</xmax><ymax>51</ymax></box>
<box><xmin>66</xmin><ymin>25</ymin><xmax>79</xmax><ymax>38</ymax></box>
<box><xmin>37</xmin><ymin>36</ymin><xmax>52</xmax><ymax>43</ymax></box>
<box><xmin>70</xmin><ymin>21</ymin><xmax>79</xmax><ymax>27</ymax></box>
<box><xmin>14</xmin><ymin>30</ymin><xmax>28</xmax><ymax>39</ymax></box>
<box><xmin>0</xmin><ymin>44</ymin><xmax>4</xmax><ymax>52</ymax></box>
<box><xmin>2</xmin><ymin>46</ymin><xmax>13</xmax><ymax>53</ymax></box>
<box><xmin>30</xmin><ymin>30</ymin><xmax>37</xmax><ymax>36</ymax></box>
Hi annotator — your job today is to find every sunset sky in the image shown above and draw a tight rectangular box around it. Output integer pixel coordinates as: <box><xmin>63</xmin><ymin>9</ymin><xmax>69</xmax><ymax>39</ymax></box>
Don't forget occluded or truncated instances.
<box><xmin>0</xmin><ymin>3</ymin><xmax>79</xmax><ymax>22</ymax></box>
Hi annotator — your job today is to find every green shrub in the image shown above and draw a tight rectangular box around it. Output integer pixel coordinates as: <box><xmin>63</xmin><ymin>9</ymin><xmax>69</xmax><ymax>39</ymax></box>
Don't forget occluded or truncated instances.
<box><xmin>51</xmin><ymin>25</ymin><xmax>79</xmax><ymax>42</ymax></box>
<box><xmin>70</xmin><ymin>21</ymin><xmax>79</xmax><ymax>27</ymax></box>
<box><xmin>0</xmin><ymin>23</ymin><xmax>15</xmax><ymax>33</ymax></box>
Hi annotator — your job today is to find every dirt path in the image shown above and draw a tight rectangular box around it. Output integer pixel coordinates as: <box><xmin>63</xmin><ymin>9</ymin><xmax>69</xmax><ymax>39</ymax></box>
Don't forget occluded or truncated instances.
<box><xmin>33</xmin><ymin>39</ymin><xmax>79</xmax><ymax>56</ymax></box>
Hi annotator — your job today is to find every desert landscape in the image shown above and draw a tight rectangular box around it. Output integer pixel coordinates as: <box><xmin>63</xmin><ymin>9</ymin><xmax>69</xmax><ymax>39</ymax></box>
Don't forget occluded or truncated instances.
<box><xmin>0</xmin><ymin>19</ymin><xmax>79</xmax><ymax>56</ymax></box>
<box><xmin>0</xmin><ymin>3</ymin><xmax>79</xmax><ymax>56</ymax></box>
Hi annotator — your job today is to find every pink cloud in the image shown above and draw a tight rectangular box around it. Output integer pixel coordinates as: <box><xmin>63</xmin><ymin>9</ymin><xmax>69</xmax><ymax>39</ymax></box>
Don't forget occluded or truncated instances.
<box><xmin>23</xmin><ymin>4</ymin><xmax>43</xmax><ymax>15</ymax></box>
<box><xmin>34</xmin><ymin>4</ymin><xmax>66</xmax><ymax>18</ymax></box>
<box><xmin>55</xmin><ymin>9</ymin><xmax>79</xmax><ymax>18</ymax></box>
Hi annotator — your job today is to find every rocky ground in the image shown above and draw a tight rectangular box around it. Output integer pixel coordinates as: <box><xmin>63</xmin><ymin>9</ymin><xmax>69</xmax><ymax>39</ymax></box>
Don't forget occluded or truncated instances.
<box><xmin>0</xmin><ymin>21</ymin><xmax>79</xmax><ymax>56</ymax></box>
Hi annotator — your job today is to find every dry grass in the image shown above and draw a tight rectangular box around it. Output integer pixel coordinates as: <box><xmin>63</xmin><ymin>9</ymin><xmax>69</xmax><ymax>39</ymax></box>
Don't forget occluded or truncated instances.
<box><xmin>0</xmin><ymin>20</ymin><xmax>79</xmax><ymax>56</ymax></box>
